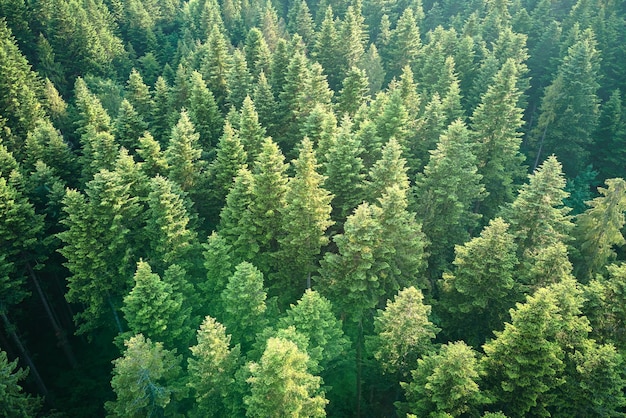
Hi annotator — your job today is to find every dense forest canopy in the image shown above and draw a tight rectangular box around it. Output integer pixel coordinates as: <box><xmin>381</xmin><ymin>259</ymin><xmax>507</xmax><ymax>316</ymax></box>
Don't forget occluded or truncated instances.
<box><xmin>2</xmin><ymin>0</ymin><xmax>626</xmax><ymax>416</ymax></box>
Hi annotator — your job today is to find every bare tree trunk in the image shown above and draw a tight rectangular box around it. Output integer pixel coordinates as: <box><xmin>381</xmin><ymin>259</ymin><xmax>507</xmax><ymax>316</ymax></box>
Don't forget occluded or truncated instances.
<box><xmin>26</xmin><ymin>263</ymin><xmax>78</xmax><ymax>368</ymax></box>
<box><xmin>0</xmin><ymin>311</ymin><xmax>48</xmax><ymax>396</ymax></box>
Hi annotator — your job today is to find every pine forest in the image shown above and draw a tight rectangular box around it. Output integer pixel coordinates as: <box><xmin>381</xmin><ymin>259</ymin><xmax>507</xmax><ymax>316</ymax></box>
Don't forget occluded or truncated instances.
<box><xmin>2</xmin><ymin>0</ymin><xmax>626</xmax><ymax>416</ymax></box>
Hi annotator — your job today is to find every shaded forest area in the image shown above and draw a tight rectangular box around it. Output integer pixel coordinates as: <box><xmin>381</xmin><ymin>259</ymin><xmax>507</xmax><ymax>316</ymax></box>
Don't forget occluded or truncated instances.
<box><xmin>2</xmin><ymin>0</ymin><xmax>626</xmax><ymax>416</ymax></box>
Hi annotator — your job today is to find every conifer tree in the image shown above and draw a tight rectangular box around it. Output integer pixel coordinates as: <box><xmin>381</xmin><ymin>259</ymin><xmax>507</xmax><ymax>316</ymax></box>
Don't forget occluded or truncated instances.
<box><xmin>136</xmin><ymin>132</ymin><xmax>168</xmax><ymax>177</ymax></box>
<box><xmin>371</xmin><ymin>286</ymin><xmax>439</xmax><ymax>376</ymax></box>
<box><xmin>277</xmin><ymin>138</ymin><xmax>333</xmax><ymax>299</ymax></box>
<box><xmin>188</xmin><ymin>316</ymin><xmax>242</xmax><ymax>417</ymax></box>
<box><xmin>414</xmin><ymin>120</ymin><xmax>485</xmax><ymax>277</ymax></box>
<box><xmin>227</xmin><ymin>49</ymin><xmax>253</xmax><ymax>110</ymax></box>
<box><xmin>188</xmin><ymin>71</ymin><xmax>222</xmax><ymax>153</ymax></box>
<box><xmin>312</xmin><ymin>6</ymin><xmax>342</xmax><ymax>90</ymax></box>
<box><xmin>471</xmin><ymin>59</ymin><xmax>526</xmax><ymax>221</ymax></box>
<box><xmin>221</xmin><ymin>261</ymin><xmax>268</xmax><ymax>350</ymax></box>
<box><xmin>151</xmin><ymin>76</ymin><xmax>174</xmax><ymax>145</ymax></box>
<box><xmin>338</xmin><ymin>1</ymin><xmax>368</xmax><ymax>76</ymax></box>
<box><xmin>439</xmin><ymin>217</ymin><xmax>520</xmax><ymax>346</ymax></box>
<box><xmin>238</xmin><ymin>96</ymin><xmax>266</xmax><ymax>164</ymax></box>
<box><xmin>278</xmin><ymin>290</ymin><xmax>350</xmax><ymax>373</ymax></box>
<box><xmin>574</xmin><ymin>178</ymin><xmax>626</xmax><ymax>281</ymax></box>
<box><xmin>593</xmin><ymin>89</ymin><xmax>626</xmax><ymax>180</ymax></box>
<box><xmin>337</xmin><ymin>67</ymin><xmax>370</xmax><ymax>117</ymax></box>
<box><xmin>245</xmin><ymin>337</ymin><xmax>328</xmax><ymax>417</ymax></box>
<box><xmin>122</xmin><ymin>261</ymin><xmax>193</xmax><ymax>350</ymax></box>
<box><xmin>165</xmin><ymin>110</ymin><xmax>203</xmax><ymax>192</ymax></box>
<box><xmin>244</xmin><ymin>27</ymin><xmax>271</xmax><ymax>78</ymax></box>
<box><xmin>366</xmin><ymin>137</ymin><xmax>409</xmax><ymax>203</ymax></box>
<box><xmin>503</xmin><ymin>155</ymin><xmax>573</xmax><ymax>284</ymax></box>
<box><xmin>323</xmin><ymin>117</ymin><xmax>366</xmax><ymax>224</ymax></box>
<box><xmin>202</xmin><ymin>24</ymin><xmax>232</xmax><ymax>109</ymax></box>
<box><xmin>533</xmin><ymin>28</ymin><xmax>600</xmax><ymax>175</ymax></box>
<box><xmin>114</xmin><ymin>99</ymin><xmax>147</xmax><ymax>152</ymax></box>
<box><xmin>200</xmin><ymin>232</ymin><xmax>235</xmax><ymax>318</ymax></box>
<box><xmin>145</xmin><ymin>175</ymin><xmax>200</xmax><ymax>274</ymax></box>
<box><xmin>0</xmin><ymin>350</ymin><xmax>42</xmax><ymax>418</ymax></box>
<box><xmin>24</xmin><ymin>118</ymin><xmax>77</xmax><ymax>181</ymax></box>
<box><xmin>106</xmin><ymin>334</ymin><xmax>186</xmax><ymax>417</ymax></box>
<box><xmin>252</xmin><ymin>72</ymin><xmax>278</xmax><ymax>138</ymax></box>
<box><xmin>125</xmin><ymin>68</ymin><xmax>153</xmax><ymax>121</ymax></box>
<box><xmin>401</xmin><ymin>341</ymin><xmax>484</xmax><ymax>417</ymax></box>
<box><xmin>387</xmin><ymin>8</ymin><xmax>421</xmax><ymax>79</ymax></box>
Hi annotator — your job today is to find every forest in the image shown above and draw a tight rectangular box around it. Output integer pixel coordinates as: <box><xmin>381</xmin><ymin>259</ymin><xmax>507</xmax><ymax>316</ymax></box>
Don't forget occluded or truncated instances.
<box><xmin>1</xmin><ymin>0</ymin><xmax>626</xmax><ymax>416</ymax></box>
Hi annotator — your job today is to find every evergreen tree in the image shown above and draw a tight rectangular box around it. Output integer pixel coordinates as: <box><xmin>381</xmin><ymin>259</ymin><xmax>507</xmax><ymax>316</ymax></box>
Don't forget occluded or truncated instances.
<box><xmin>151</xmin><ymin>76</ymin><xmax>174</xmax><ymax>145</ymax></box>
<box><xmin>226</xmin><ymin>49</ymin><xmax>253</xmax><ymax>110</ymax></box>
<box><xmin>312</xmin><ymin>6</ymin><xmax>342</xmax><ymax>90</ymax></box>
<box><xmin>533</xmin><ymin>28</ymin><xmax>600</xmax><ymax>175</ymax></box>
<box><xmin>106</xmin><ymin>334</ymin><xmax>186</xmax><ymax>417</ymax></box>
<box><xmin>371</xmin><ymin>286</ymin><xmax>439</xmax><ymax>376</ymax></box>
<box><xmin>200</xmin><ymin>232</ymin><xmax>235</xmax><ymax>318</ymax></box>
<box><xmin>252</xmin><ymin>72</ymin><xmax>278</xmax><ymax>138</ymax></box>
<box><xmin>122</xmin><ymin>261</ymin><xmax>193</xmax><ymax>350</ymax></box>
<box><xmin>202</xmin><ymin>24</ymin><xmax>232</xmax><ymax>109</ymax></box>
<box><xmin>439</xmin><ymin>217</ymin><xmax>520</xmax><ymax>346</ymax></box>
<box><xmin>471</xmin><ymin>59</ymin><xmax>526</xmax><ymax>221</ymax></box>
<box><xmin>503</xmin><ymin>155</ymin><xmax>573</xmax><ymax>285</ymax></box>
<box><xmin>414</xmin><ymin>120</ymin><xmax>485</xmax><ymax>277</ymax></box>
<box><xmin>386</xmin><ymin>8</ymin><xmax>421</xmax><ymax>80</ymax></box>
<box><xmin>574</xmin><ymin>178</ymin><xmax>626</xmax><ymax>282</ymax></box>
<box><xmin>24</xmin><ymin>118</ymin><xmax>77</xmax><ymax>182</ymax></box>
<box><xmin>244</xmin><ymin>27</ymin><xmax>271</xmax><ymax>78</ymax></box>
<box><xmin>136</xmin><ymin>132</ymin><xmax>168</xmax><ymax>177</ymax></box>
<box><xmin>366</xmin><ymin>137</ymin><xmax>409</xmax><ymax>203</ymax></box>
<box><xmin>165</xmin><ymin>110</ymin><xmax>203</xmax><ymax>192</ymax></box>
<box><xmin>188</xmin><ymin>70</ymin><xmax>222</xmax><ymax>153</ymax></box>
<box><xmin>145</xmin><ymin>175</ymin><xmax>200</xmax><ymax>274</ymax></box>
<box><xmin>277</xmin><ymin>138</ymin><xmax>333</xmax><ymax>300</ymax></box>
<box><xmin>221</xmin><ymin>261</ymin><xmax>268</xmax><ymax>350</ymax></box>
<box><xmin>401</xmin><ymin>341</ymin><xmax>484</xmax><ymax>418</ymax></box>
<box><xmin>0</xmin><ymin>350</ymin><xmax>42</xmax><ymax>418</ymax></box>
<box><xmin>337</xmin><ymin>67</ymin><xmax>370</xmax><ymax>117</ymax></box>
<box><xmin>593</xmin><ymin>89</ymin><xmax>626</xmax><ymax>180</ymax></box>
<box><xmin>238</xmin><ymin>96</ymin><xmax>266</xmax><ymax>164</ymax></box>
<box><xmin>338</xmin><ymin>1</ymin><xmax>368</xmax><ymax>77</ymax></box>
<box><xmin>114</xmin><ymin>99</ymin><xmax>147</xmax><ymax>152</ymax></box>
<box><xmin>188</xmin><ymin>315</ymin><xmax>242</xmax><ymax>417</ymax></box>
<box><xmin>323</xmin><ymin>117</ymin><xmax>366</xmax><ymax>224</ymax></box>
<box><xmin>125</xmin><ymin>68</ymin><xmax>153</xmax><ymax>122</ymax></box>
<box><xmin>245</xmin><ymin>337</ymin><xmax>328</xmax><ymax>417</ymax></box>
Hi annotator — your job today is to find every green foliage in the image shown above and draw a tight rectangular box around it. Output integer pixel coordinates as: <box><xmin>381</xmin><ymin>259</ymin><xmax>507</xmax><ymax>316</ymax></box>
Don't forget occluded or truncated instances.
<box><xmin>188</xmin><ymin>70</ymin><xmax>222</xmax><ymax>153</ymax></box>
<box><xmin>221</xmin><ymin>261</ymin><xmax>268</xmax><ymax>350</ymax></box>
<box><xmin>574</xmin><ymin>178</ymin><xmax>626</xmax><ymax>282</ymax></box>
<box><xmin>372</xmin><ymin>286</ymin><xmax>439</xmax><ymax>376</ymax></box>
<box><xmin>0</xmin><ymin>350</ymin><xmax>42</xmax><ymax>417</ymax></box>
<box><xmin>188</xmin><ymin>315</ymin><xmax>242</xmax><ymax>417</ymax></box>
<box><xmin>245</xmin><ymin>337</ymin><xmax>328</xmax><ymax>417</ymax></box>
<box><xmin>106</xmin><ymin>334</ymin><xmax>186</xmax><ymax>417</ymax></box>
<box><xmin>122</xmin><ymin>261</ymin><xmax>193</xmax><ymax>350</ymax></box>
<box><xmin>401</xmin><ymin>341</ymin><xmax>484</xmax><ymax>418</ymax></box>
<box><xmin>165</xmin><ymin>110</ymin><xmax>204</xmax><ymax>192</ymax></box>
<box><xmin>439</xmin><ymin>218</ymin><xmax>520</xmax><ymax>346</ymax></box>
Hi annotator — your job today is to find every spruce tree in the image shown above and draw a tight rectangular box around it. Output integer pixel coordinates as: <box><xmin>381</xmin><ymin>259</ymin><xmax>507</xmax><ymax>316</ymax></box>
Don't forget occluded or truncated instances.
<box><xmin>125</xmin><ymin>68</ymin><xmax>153</xmax><ymax>122</ymax></box>
<box><xmin>188</xmin><ymin>70</ymin><xmax>222</xmax><ymax>153</ymax></box>
<box><xmin>114</xmin><ymin>99</ymin><xmax>147</xmax><ymax>152</ymax></box>
<box><xmin>337</xmin><ymin>67</ymin><xmax>370</xmax><ymax>117</ymax></box>
<box><xmin>226</xmin><ymin>49</ymin><xmax>253</xmax><ymax>110</ymax></box>
<box><xmin>165</xmin><ymin>110</ymin><xmax>203</xmax><ymax>192</ymax></box>
<box><xmin>238</xmin><ymin>96</ymin><xmax>266</xmax><ymax>164</ymax></box>
<box><xmin>0</xmin><ymin>350</ymin><xmax>42</xmax><ymax>418</ymax></box>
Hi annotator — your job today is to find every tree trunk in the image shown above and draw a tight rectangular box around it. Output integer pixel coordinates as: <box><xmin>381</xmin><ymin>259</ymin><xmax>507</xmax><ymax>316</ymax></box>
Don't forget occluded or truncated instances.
<box><xmin>0</xmin><ymin>310</ymin><xmax>48</xmax><ymax>396</ymax></box>
<box><xmin>26</xmin><ymin>263</ymin><xmax>78</xmax><ymax>368</ymax></box>
<box><xmin>533</xmin><ymin>124</ymin><xmax>549</xmax><ymax>171</ymax></box>
<box><xmin>107</xmin><ymin>292</ymin><xmax>124</xmax><ymax>334</ymax></box>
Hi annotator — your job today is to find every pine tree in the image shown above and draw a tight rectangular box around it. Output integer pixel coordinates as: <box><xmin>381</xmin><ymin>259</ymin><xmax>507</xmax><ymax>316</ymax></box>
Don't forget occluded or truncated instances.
<box><xmin>371</xmin><ymin>286</ymin><xmax>439</xmax><ymax>376</ymax></box>
<box><xmin>277</xmin><ymin>138</ymin><xmax>333</xmax><ymax>300</ymax></box>
<box><xmin>414</xmin><ymin>120</ymin><xmax>485</xmax><ymax>277</ymax></box>
<box><xmin>252</xmin><ymin>71</ymin><xmax>278</xmax><ymax>138</ymax></box>
<box><xmin>106</xmin><ymin>334</ymin><xmax>186</xmax><ymax>417</ymax></box>
<box><xmin>471</xmin><ymin>59</ymin><xmax>526</xmax><ymax>221</ymax></box>
<box><xmin>312</xmin><ymin>6</ymin><xmax>342</xmax><ymax>90</ymax></box>
<box><xmin>24</xmin><ymin>118</ymin><xmax>77</xmax><ymax>181</ymax></box>
<box><xmin>136</xmin><ymin>132</ymin><xmax>168</xmax><ymax>177</ymax></box>
<box><xmin>338</xmin><ymin>1</ymin><xmax>368</xmax><ymax>77</ymax></box>
<box><xmin>122</xmin><ymin>261</ymin><xmax>193</xmax><ymax>350</ymax></box>
<box><xmin>366</xmin><ymin>137</ymin><xmax>409</xmax><ymax>203</ymax></box>
<box><xmin>244</xmin><ymin>27</ymin><xmax>271</xmax><ymax>78</ymax></box>
<box><xmin>202</xmin><ymin>24</ymin><xmax>232</xmax><ymax>109</ymax></box>
<box><xmin>188</xmin><ymin>315</ymin><xmax>242</xmax><ymax>417</ymax></box>
<box><xmin>245</xmin><ymin>337</ymin><xmax>328</xmax><ymax>417</ymax></box>
<box><xmin>278</xmin><ymin>289</ymin><xmax>350</xmax><ymax>373</ymax></box>
<box><xmin>386</xmin><ymin>8</ymin><xmax>421</xmax><ymax>80</ymax></box>
<box><xmin>221</xmin><ymin>261</ymin><xmax>268</xmax><ymax>350</ymax></box>
<box><xmin>200</xmin><ymin>232</ymin><xmax>235</xmax><ymax>318</ymax></box>
<box><xmin>439</xmin><ymin>217</ymin><xmax>520</xmax><ymax>346</ymax></box>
